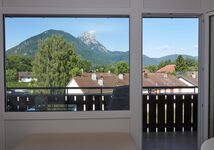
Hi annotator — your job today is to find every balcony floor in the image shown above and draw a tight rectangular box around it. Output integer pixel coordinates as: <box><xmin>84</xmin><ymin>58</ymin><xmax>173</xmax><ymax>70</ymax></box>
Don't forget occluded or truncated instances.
<box><xmin>143</xmin><ymin>131</ymin><xmax>197</xmax><ymax>150</ymax></box>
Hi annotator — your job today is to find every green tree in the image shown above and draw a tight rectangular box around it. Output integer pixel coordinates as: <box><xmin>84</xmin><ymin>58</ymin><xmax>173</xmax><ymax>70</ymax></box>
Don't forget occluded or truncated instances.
<box><xmin>33</xmin><ymin>35</ymin><xmax>81</xmax><ymax>87</ymax></box>
<box><xmin>71</xmin><ymin>67</ymin><xmax>82</xmax><ymax>77</ymax></box>
<box><xmin>158</xmin><ymin>60</ymin><xmax>174</xmax><ymax>69</ymax></box>
<box><xmin>168</xmin><ymin>71</ymin><xmax>176</xmax><ymax>76</ymax></box>
<box><xmin>175</xmin><ymin>55</ymin><xmax>188</xmax><ymax>72</ymax></box>
<box><xmin>95</xmin><ymin>65</ymin><xmax>105</xmax><ymax>73</ymax></box>
<box><xmin>185</xmin><ymin>58</ymin><xmax>198</xmax><ymax>71</ymax></box>
<box><xmin>115</xmin><ymin>61</ymin><xmax>129</xmax><ymax>74</ymax></box>
<box><xmin>105</xmin><ymin>64</ymin><xmax>116</xmax><ymax>73</ymax></box>
<box><xmin>6</xmin><ymin>69</ymin><xmax>17</xmax><ymax>82</ymax></box>
<box><xmin>6</xmin><ymin>54</ymin><xmax>33</xmax><ymax>72</ymax></box>
<box><xmin>145</xmin><ymin>65</ymin><xmax>158</xmax><ymax>73</ymax></box>
<box><xmin>79</xmin><ymin>60</ymin><xmax>92</xmax><ymax>72</ymax></box>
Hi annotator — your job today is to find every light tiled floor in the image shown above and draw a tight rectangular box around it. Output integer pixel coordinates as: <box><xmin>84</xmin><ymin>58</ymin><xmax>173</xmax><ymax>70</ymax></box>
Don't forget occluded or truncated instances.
<box><xmin>143</xmin><ymin>132</ymin><xmax>197</xmax><ymax>150</ymax></box>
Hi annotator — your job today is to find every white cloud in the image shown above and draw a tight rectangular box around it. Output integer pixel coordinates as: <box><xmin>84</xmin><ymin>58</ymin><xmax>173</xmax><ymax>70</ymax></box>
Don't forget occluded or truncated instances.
<box><xmin>193</xmin><ymin>44</ymin><xmax>198</xmax><ymax>49</ymax></box>
<box><xmin>156</xmin><ymin>45</ymin><xmax>171</xmax><ymax>51</ymax></box>
<box><xmin>88</xmin><ymin>30</ymin><xmax>97</xmax><ymax>35</ymax></box>
<box><xmin>180</xmin><ymin>48</ymin><xmax>187</xmax><ymax>51</ymax></box>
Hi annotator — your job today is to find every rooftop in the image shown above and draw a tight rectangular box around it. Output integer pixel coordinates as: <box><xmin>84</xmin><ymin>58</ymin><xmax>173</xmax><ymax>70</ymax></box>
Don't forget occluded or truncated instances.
<box><xmin>157</xmin><ymin>65</ymin><xmax>176</xmax><ymax>73</ymax></box>
<box><xmin>68</xmin><ymin>72</ymin><xmax>196</xmax><ymax>94</ymax></box>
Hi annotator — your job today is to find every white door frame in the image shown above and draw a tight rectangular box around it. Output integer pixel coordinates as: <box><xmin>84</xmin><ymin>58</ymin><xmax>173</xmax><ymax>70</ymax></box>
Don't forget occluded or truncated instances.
<box><xmin>203</xmin><ymin>11</ymin><xmax>214</xmax><ymax>142</ymax></box>
<box><xmin>142</xmin><ymin>14</ymin><xmax>204</xmax><ymax>150</ymax></box>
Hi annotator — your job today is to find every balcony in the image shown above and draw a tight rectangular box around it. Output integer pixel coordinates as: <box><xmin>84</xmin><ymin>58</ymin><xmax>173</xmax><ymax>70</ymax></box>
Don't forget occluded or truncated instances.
<box><xmin>142</xmin><ymin>86</ymin><xmax>197</xmax><ymax>150</ymax></box>
<box><xmin>6</xmin><ymin>86</ymin><xmax>198</xmax><ymax>150</ymax></box>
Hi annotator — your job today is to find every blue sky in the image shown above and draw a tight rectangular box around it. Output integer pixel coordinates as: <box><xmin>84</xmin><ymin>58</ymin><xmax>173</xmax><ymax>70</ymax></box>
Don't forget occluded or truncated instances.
<box><xmin>143</xmin><ymin>18</ymin><xmax>198</xmax><ymax>58</ymax></box>
<box><xmin>5</xmin><ymin>17</ymin><xmax>198</xmax><ymax>58</ymax></box>
<box><xmin>5</xmin><ymin>17</ymin><xmax>129</xmax><ymax>52</ymax></box>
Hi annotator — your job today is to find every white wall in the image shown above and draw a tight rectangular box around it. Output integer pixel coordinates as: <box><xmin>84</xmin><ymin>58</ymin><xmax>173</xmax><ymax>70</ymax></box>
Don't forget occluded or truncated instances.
<box><xmin>2</xmin><ymin>0</ymin><xmax>206</xmax><ymax>12</ymax></box>
<box><xmin>3</xmin><ymin>0</ymin><xmax>130</xmax><ymax>8</ymax></box>
<box><xmin>211</xmin><ymin>0</ymin><xmax>214</xmax><ymax>11</ymax></box>
<box><xmin>201</xmin><ymin>0</ymin><xmax>214</xmax><ymax>12</ymax></box>
<box><xmin>0</xmin><ymin>0</ymin><xmax>211</xmax><ymax>150</ymax></box>
<box><xmin>5</xmin><ymin>119</ymin><xmax>130</xmax><ymax>150</ymax></box>
<box><xmin>142</xmin><ymin>0</ymin><xmax>201</xmax><ymax>10</ymax></box>
<box><xmin>0</xmin><ymin>1</ymin><xmax>138</xmax><ymax>149</ymax></box>
<box><xmin>67</xmin><ymin>79</ymin><xmax>83</xmax><ymax>94</ymax></box>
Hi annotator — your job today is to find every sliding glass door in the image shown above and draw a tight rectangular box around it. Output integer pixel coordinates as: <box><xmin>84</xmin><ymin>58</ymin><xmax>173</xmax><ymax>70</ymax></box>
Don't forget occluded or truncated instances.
<box><xmin>209</xmin><ymin>14</ymin><xmax>214</xmax><ymax>137</ymax></box>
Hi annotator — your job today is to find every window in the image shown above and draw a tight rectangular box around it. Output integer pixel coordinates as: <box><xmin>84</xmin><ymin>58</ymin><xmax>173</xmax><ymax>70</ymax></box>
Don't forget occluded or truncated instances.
<box><xmin>4</xmin><ymin>16</ymin><xmax>130</xmax><ymax>112</ymax></box>
<box><xmin>142</xmin><ymin>17</ymin><xmax>199</xmax><ymax>150</ymax></box>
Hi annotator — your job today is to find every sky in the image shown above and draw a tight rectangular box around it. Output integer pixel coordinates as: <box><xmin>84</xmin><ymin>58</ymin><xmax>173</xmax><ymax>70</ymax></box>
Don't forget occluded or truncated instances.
<box><xmin>143</xmin><ymin>18</ymin><xmax>199</xmax><ymax>58</ymax></box>
<box><xmin>5</xmin><ymin>17</ymin><xmax>198</xmax><ymax>58</ymax></box>
<box><xmin>5</xmin><ymin>17</ymin><xmax>129</xmax><ymax>52</ymax></box>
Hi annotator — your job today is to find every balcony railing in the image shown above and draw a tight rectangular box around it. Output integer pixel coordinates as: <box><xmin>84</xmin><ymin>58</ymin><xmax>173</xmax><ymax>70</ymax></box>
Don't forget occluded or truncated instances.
<box><xmin>6</xmin><ymin>87</ymin><xmax>114</xmax><ymax>112</ymax></box>
<box><xmin>6</xmin><ymin>86</ymin><xmax>198</xmax><ymax>132</ymax></box>
<box><xmin>142</xmin><ymin>86</ymin><xmax>198</xmax><ymax>132</ymax></box>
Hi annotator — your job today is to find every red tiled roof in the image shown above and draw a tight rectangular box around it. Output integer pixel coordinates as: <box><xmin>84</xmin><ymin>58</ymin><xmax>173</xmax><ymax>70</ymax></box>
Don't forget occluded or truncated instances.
<box><xmin>157</xmin><ymin>65</ymin><xmax>176</xmax><ymax>73</ymax></box>
<box><xmin>143</xmin><ymin>73</ymin><xmax>186</xmax><ymax>87</ymax></box>
<box><xmin>72</xmin><ymin>73</ymin><xmax>129</xmax><ymax>94</ymax></box>
<box><xmin>18</xmin><ymin>72</ymin><xmax>32</xmax><ymax>78</ymax></box>
<box><xmin>178</xmin><ymin>72</ymin><xmax>198</xmax><ymax>86</ymax></box>
<box><xmin>68</xmin><ymin>72</ymin><xmax>187</xmax><ymax>94</ymax></box>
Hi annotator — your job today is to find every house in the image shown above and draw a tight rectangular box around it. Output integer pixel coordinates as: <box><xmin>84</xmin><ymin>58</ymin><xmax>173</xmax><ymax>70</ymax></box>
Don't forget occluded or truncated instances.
<box><xmin>67</xmin><ymin>72</ymin><xmax>196</xmax><ymax>94</ymax></box>
<box><xmin>142</xmin><ymin>72</ymin><xmax>197</xmax><ymax>94</ymax></box>
<box><xmin>66</xmin><ymin>72</ymin><xmax>129</xmax><ymax>94</ymax></box>
<box><xmin>157</xmin><ymin>64</ymin><xmax>176</xmax><ymax>73</ymax></box>
<box><xmin>18</xmin><ymin>72</ymin><xmax>33</xmax><ymax>82</ymax></box>
<box><xmin>178</xmin><ymin>72</ymin><xmax>198</xmax><ymax>93</ymax></box>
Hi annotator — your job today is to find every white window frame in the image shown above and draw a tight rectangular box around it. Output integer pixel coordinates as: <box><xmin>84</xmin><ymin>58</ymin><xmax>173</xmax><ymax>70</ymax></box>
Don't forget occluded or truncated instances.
<box><xmin>142</xmin><ymin>14</ymin><xmax>205</xmax><ymax>150</ymax></box>
<box><xmin>0</xmin><ymin>9</ymin><xmax>143</xmax><ymax>150</ymax></box>
<box><xmin>0</xmin><ymin>3</ymin><xmax>209</xmax><ymax>150</ymax></box>
<box><xmin>204</xmin><ymin>10</ymin><xmax>214</xmax><ymax>141</ymax></box>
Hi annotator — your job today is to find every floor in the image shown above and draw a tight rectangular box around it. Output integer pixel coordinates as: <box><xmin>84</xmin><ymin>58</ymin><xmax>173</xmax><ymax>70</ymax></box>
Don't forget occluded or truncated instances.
<box><xmin>143</xmin><ymin>132</ymin><xmax>197</xmax><ymax>150</ymax></box>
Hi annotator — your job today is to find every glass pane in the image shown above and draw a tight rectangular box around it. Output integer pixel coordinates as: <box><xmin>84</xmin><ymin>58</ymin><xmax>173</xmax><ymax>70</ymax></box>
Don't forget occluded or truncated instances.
<box><xmin>209</xmin><ymin>15</ymin><xmax>214</xmax><ymax>137</ymax></box>
<box><xmin>142</xmin><ymin>18</ymin><xmax>199</xmax><ymax>150</ymax></box>
<box><xmin>4</xmin><ymin>16</ymin><xmax>130</xmax><ymax>112</ymax></box>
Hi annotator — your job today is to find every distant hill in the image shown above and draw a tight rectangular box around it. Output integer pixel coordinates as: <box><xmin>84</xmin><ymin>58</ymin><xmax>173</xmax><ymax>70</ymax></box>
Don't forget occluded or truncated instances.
<box><xmin>7</xmin><ymin>29</ymin><xmax>130</xmax><ymax>65</ymax></box>
<box><xmin>6</xmin><ymin>29</ymin><xmax>197</xmax><ymax>66</ymax></box>
<box><xmin>143</xmin><ymin>54</ymin><xmax>198</xmax><ymax>66</ymax></box>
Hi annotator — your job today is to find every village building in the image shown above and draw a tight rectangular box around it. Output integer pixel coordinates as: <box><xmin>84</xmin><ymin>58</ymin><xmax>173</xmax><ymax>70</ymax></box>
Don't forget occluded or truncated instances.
<box><xmin>18</xmin><ymin>72</ymin><xmax>33</xmax><ymax>82</ymax></box>
<box><xmin>67</xmin><ymin>72</ymin><xmax>198</xmax><ymax>94</ymax></box>
<box><xmin>178</xmin><ymin>72</ymin><xmax>198</xmax><ymax>93</ymax></box>
<box><xmin>157</xmin><ymin>64</ymin><xmax>176</xmax><ymax>73</ymax></box>
<box><xmin>66</xmin><ymin>72</ymin><xmax>129</xmax><ymax>94</ymax></box>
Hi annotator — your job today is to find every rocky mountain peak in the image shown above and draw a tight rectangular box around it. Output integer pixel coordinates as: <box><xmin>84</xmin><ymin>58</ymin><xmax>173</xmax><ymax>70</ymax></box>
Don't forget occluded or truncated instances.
<box><xmin>78</xmin><ymin>32</ymin><xmax>109</xmax><ymax>53</ymax></box>
<box><xmin>79</xmin><ymin>32</ymin><xmax>98</xmax><ymax>45</ymax></box>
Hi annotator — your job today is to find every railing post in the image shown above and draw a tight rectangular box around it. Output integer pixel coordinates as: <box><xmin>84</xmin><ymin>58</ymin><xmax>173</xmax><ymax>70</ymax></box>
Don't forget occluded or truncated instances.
<box><xmin>101</xmin><ymin>87</ymin><xmax>103</xmax><ymax>96</ymax></box>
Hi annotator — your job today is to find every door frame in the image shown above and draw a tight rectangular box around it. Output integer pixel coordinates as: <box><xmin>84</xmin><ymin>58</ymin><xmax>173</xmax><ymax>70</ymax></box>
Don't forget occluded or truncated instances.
<box><xmin>142</xmin><ymin>14</ymin><xmax>204</xmax><ymax>150</ymax></box>
<box><xmin>204</xmin><ymin>11</ymin><xmax>214</xmax><ymax>140</ymax></box>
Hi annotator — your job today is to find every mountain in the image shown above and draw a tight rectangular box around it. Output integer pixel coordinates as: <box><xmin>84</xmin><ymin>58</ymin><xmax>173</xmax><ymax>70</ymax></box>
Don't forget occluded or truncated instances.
<box><xmin>78</xmin><ymin>32</ymin><xmax>109</xmax><ymax>53</ymax></box>
<box><xmin>6</xmin><ymin>29</ymin><xmax>197</xmax><ymax>66</ymax></box>
<box><xmin>7</xmin><ymin>30</ymin><xmax>79</xmax><ymax>57</ymax></box>
<box><xmin>6</xmin><ymin>29</ymin><xmax>128</xmax><ymax>65</ymax></box>
<box><xmin>143</xmin><ymin>54</ymin><xmax>198</xmax><ymax>66</ymax></box>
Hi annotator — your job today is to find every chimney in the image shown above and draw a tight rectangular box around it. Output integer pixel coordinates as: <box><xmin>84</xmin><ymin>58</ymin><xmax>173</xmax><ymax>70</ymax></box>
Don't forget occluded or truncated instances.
<box><xmin>91</xmin><ymin>73</ymin><xmax>96</xmax><ymax>81</ymax></box>
<box><xmin>81</xmin><ymin>68</ymin><xmax>84</xmax><ymax>74</ymax></box>
<box><xmin>192</xmin><ymin>72</ymin><xmax>196</xmax><ymax>79</ymax></box>
<box><xmin>164</xmin><ymin>74</ymin><xmax>167</xmax><ymax>78</ymax></box>
<box><xmin>98</xmin><ymin>78</ymin><xmax>104</xmax><ymax>86</ymax></box>
<box><xmin>118</xmin><ymin>74</ymin><xmax>124</xmax><ymax>80</ymax></box>
<box><xmin>144</xmin><ymin>72</ymin><xmax>148</xmax><ymax>78</ymax></box>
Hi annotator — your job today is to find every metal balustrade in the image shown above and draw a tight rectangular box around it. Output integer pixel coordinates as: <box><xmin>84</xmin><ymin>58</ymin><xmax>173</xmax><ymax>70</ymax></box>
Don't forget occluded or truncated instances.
<box><xmin>7</xmin><ymin>94</ymin><xmax>112</xmax><ymax>112</ymax></box>
<box><xmin>6</xmin><ymin>86</ymin><xmax>198</xmax><ymax>132</ymax></box>
<box><xmin>6</xmin><ymin>86</ymin><xmax>113</xmax><ymax>112</ymax></box>
<box><xmin>143</xmin><ymin>94</ymin><xmax>197</xmax><ymax>132</ymax></box>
